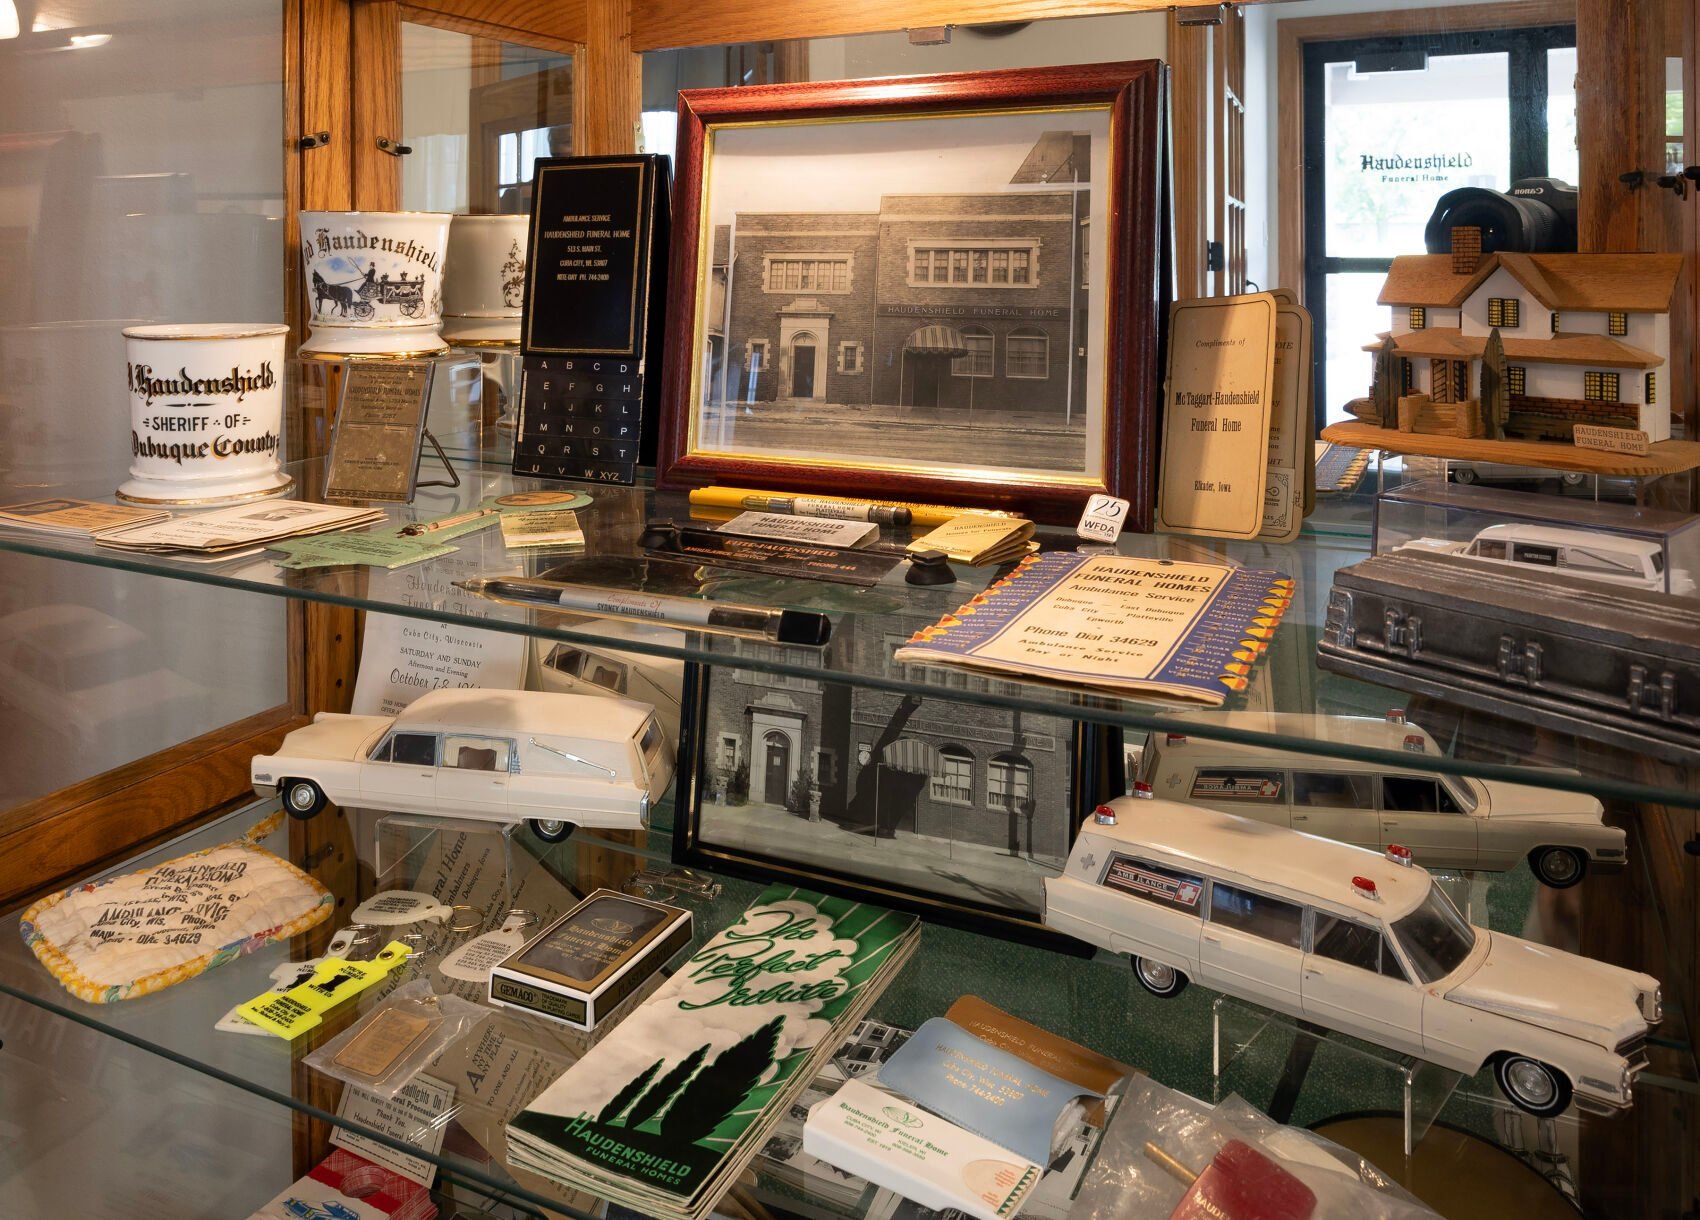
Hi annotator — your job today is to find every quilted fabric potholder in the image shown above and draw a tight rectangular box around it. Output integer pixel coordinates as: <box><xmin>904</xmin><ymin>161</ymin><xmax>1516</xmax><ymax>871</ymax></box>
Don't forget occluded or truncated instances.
<box><xmin>19</xmin><ymin>812</ymin><xmax>334</xmax><ymax>1004</ymax></box>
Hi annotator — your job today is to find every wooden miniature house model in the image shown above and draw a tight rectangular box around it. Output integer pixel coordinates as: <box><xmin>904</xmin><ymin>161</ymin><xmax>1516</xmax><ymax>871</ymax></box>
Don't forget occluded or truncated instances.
<box><xmin>1352</xmin><ymin>226</ymin><xmax>1681</xmax><ymax>444</ymax></box>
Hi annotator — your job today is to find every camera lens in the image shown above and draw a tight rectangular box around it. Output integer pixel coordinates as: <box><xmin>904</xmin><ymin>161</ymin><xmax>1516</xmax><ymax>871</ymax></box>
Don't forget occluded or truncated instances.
<box><xmin>1424</xmin><ymin>178</ymin><xmax>1576</xmax><ymax>254</ymax></box>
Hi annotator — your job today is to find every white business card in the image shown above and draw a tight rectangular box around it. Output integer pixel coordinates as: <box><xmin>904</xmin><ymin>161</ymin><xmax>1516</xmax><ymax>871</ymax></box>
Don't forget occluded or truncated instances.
<box><xmin>330</xmin><ymin>1072</ymin><xmax>454</xmax><ymax>1188</ymax></box>
<box><xmin>803</xmin><ymin>1078</ymin><xmax>1041</xmax><ymax>1220</ymax></box>
<box><xmin>717</xmin><ymin>510</ymin><xmax>879</xmax><ymax>549</ymax></box>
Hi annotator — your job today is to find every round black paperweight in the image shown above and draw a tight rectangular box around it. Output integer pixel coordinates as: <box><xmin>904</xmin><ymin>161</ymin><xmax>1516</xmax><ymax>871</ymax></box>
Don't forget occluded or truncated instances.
<box><xmin>906</xmin><ymin>549</ymin><xmax>957</xmax><ymax>586</ymax></box>
<box><xmin>639</xmin><ymin>520</ymin><xmax>680</xmax><ymax>549</ymax></box>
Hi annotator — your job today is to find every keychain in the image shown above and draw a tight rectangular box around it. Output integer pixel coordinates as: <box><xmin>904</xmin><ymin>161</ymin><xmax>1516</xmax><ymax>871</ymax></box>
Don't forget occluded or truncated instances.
<box><xmin>350</xmin><ymin>890</ymin><xmax>479</xmax><ymax>930</ymax></box>
<box><xmin>236</xmin><ymin>940</ymin><xmax>413</xmax><ymax>1039</ymax></box>
<box><xmin>438</xmin><ymin>910</ymin><xmax>540</xmax><ymax>983</ymax></box>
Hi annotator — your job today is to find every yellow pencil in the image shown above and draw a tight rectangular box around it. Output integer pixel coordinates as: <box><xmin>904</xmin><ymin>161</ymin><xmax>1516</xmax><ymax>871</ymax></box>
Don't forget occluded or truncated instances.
<box><xmin>687</xmin><ymin>486</ymin><xmax>1023</xmax><ymax>529</ymax></box>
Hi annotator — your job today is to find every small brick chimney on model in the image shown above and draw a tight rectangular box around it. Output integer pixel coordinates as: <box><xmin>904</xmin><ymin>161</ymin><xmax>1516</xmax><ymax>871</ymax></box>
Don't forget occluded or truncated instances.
<box><xmin>1451</xmin><ymin>225</ymin><xmax>1484</xmax><ymax>274</ymax></box>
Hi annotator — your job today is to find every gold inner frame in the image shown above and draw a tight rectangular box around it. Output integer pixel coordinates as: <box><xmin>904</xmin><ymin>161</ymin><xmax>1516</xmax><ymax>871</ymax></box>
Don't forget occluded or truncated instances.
<box><xmin>684</xmin><ymin>101</ymin><xmax>1122</xmax><ymax>487</ymax></box>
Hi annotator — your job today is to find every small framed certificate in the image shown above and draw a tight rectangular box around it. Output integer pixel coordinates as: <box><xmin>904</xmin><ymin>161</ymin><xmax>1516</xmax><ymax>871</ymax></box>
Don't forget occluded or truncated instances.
<box><xmin>324</xmin><ymin>360</ymin><xmax>436</xmax><ymax>503</ymax></box>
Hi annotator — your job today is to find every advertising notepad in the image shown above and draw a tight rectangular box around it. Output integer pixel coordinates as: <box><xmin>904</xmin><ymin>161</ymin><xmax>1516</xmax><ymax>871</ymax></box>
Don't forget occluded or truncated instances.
<box><xmin>893</xmin><ymin>552</ymin><xmax>1291</xmax><ymax>704</ymax></box>
<box><xmin>506</xmin><ymin>885</ymin><xmax>919</xmax><ymax>1220</ymax></box>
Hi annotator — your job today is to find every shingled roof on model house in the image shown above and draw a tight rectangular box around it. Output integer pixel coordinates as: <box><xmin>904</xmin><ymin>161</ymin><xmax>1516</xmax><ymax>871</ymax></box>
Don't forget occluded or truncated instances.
<box><xmin>1378</xmin><ymin>251</ymin><xmax>1683</xmax><ymax>313</ymax></box>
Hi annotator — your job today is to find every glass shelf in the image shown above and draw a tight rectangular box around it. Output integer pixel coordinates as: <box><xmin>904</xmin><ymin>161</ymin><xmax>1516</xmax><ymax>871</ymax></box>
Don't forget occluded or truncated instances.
<box><xmin>2</xmin><ymin>452</ymin><xmax>1694</xmax><ymax>810</ymax></box>
<box><xmin>2</xmin><ymin>799</ymin><xmax>1692</xmax><ymax>1219</ymax></box>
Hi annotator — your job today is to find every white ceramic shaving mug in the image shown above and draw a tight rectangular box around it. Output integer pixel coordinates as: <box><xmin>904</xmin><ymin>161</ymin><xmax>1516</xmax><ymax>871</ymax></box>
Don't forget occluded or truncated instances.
<box><xmin>442</xmin><ymin>214</ymin><xmax>528</xmax><ymax>347</ymax></box>
<box><xmin>299</xmin><ymin>209</ymin><xmax>453</xmax><ymax>357</ymax></box>
<box><xmin>119</xmin><ymin>323</ymin><xmax>291</xmax><ymax>504</ymax></box>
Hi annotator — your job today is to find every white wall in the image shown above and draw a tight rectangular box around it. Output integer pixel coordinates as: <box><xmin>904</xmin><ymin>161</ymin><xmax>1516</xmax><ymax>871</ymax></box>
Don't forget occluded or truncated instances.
<box><xmin>809</xmin><ymin>14</ymin><xmax>1167</xmax><ymax>80</ymax></box>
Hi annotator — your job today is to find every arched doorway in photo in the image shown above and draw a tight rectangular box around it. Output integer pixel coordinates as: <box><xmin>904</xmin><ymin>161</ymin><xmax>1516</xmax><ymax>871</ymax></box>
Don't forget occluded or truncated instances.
<box><xmin>787</xmin><ymin>330</ymin><xmax>819</xmax><ymax>399</ymax></box>
<box><xmin>762</xmin><ymin>729</ymin><xmax>792</xmax><ymax>807</ymax></box>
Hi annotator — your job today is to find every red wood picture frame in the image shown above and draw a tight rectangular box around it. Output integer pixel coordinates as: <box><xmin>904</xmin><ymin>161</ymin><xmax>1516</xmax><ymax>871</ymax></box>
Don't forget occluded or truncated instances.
<box><xmin>658</xmin><ymin>61</ymin><xmax>1167</xmax><ymax>527</ymax></box>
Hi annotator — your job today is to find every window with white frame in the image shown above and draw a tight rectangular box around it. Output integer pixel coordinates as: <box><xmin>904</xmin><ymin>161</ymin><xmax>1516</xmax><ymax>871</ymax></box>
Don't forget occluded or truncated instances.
<box><xmin>747</xmin><ymin>339</ymin><xmax>769</xmax><ymax>372</ymax></box>
<box><xmin>764</xmin><ymin>254</ymin><xmax>851</xmax><ymax>293</ymax></box>
<box><xmin>1006</xmin><ymin>327</ymin><xmax>1050</xmax><ymax>379</ymax></box>
<box><xmin>953</xmin><ymin>326</ymin><xmax>993</xmax><ymax>378</ymax></box>
<box><xmin>717</xmin><ymin>735</ymin><xmax>739</xmax><ymax>772</ymax></box>
<box><xmin>987</xmin><ymin>753</ymin><xmax>1033</xmax><ymax>811</ymax></box>
<box><xmin>930</xmin><ymin>745</ymin><xmax>973</xmax><ymax>805</ymax></box>
<box><xmin>909</xmin><ymin>243</ymin><xmax>1038</xmax><ymax>287</ymax></box>
<box><xmin>837</xmin><ymin>341</ymin><xmax>864</xmax><ymax>374</ymax></box>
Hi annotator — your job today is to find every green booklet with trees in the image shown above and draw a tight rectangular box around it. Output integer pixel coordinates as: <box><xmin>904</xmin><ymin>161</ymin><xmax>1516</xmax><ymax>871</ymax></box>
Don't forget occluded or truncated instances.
<box><xmin>507</xmin><ymin>885</ymin><xmax>920</xmax><ymax>1220</ymax></box>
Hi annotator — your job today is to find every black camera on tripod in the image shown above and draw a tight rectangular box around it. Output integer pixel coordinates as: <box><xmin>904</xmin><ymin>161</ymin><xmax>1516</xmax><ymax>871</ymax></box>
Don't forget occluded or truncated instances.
<box><xmin>1423</xmin><ymin>177</ymin><xmax>1579</xmax><ymax>255</ymax></box>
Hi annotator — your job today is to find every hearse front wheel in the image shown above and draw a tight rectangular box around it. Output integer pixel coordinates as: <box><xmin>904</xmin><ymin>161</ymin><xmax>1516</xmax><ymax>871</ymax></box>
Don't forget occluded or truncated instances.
<box><xmin>1495</xmin><ymin>1054</ymin><xmax>1573</xmax><ymax>1118</ymax></box>
<box><xmin>1132</xmin><ymin>956</ymin><xmax>1188</xmax><ymax>998</ymax></box>
<box><xmin>281</xmin><ymin>779</ymin><xmax>326</xmax><ymax>819</ymax></box>
<box><xmin>530</xmin><ymin>818</ymin><xmax>574</xmax><ymax>844</ymax></box>
<box><xmin>1529</xmin><ymin>846</ymin><xmax>1586</xmax><ymax>889</ymax></box>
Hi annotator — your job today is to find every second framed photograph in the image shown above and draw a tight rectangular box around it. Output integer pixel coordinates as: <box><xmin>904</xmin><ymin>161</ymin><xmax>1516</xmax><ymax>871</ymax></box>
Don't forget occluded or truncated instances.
<box><xmin>659</xmin><ymin>61</ymin><xmax>1166</xmax><ymax>526</ymax></box>
<box><xmin>673</xmin><ymin>634</ymin><xmax>1105</xmax><ymax>951</ymax></box>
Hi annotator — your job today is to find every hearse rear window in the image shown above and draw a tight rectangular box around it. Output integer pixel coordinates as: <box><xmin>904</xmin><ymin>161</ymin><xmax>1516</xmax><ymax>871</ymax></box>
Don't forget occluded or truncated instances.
<box><xmin>1293</xmin><ymin>771</ymin><xmax>1373</xmax><ymax>809</ymax></box>
<box><xmin>1209</xmin><ymin>883</ymin><xmax>1303</xmax><ymax>948</ymax></box>
<box><xmin>1101</xmin><ymin>854</ymin><xmax>1203</xmax><ymax>915</ymax></box>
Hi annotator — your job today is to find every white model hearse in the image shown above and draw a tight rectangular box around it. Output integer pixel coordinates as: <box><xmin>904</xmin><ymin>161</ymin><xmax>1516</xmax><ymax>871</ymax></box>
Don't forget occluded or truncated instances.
<box><xmin>1046</xmin><ymin>795</ymin><xmax>1660</xmax><ymax>1117</ymax></box>
<box><xmin>1395</xmin><ymin>524</ymin><xmax>1695</xmax><ymax>596</ymax></box>
<box><xmin>529</xmin><ymin>620</ymin><xmax>685</xmax><ymax>744</ymax></box>
<box><xmin>1134</xmin><ymin>712</ymin><xmax>1624</xmax><ymax>888</ymax></box>
<box><xmin>251</xmin><ymin>688</ymin><xmax>674</xmax><ymax>842</ymax></box>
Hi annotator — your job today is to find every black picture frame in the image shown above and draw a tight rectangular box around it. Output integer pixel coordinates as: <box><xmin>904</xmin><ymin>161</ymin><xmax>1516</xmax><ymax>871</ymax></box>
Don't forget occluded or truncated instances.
<box><xmin>673</xmin><ymin>658</ymin><xmax>1105</xmax><ymax>953</ymax></box>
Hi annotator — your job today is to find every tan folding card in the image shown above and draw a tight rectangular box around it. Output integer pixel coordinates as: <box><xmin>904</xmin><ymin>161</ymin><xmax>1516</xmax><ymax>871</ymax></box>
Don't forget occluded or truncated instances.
<box><xmin>1156</xmin><ymin>293</ymin><xmax>1278</xmax><ymax>539</ymax></box>
<box><xmin>1260</xmin><ymin>303</ymin><xmax>1313</xmax><ymax>542</ymax></box>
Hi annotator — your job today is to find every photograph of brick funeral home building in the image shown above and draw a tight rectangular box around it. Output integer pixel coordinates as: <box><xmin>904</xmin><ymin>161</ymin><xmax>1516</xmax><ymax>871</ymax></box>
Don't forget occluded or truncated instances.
<box><xmin>696</xmin><ymin>615</ymin><xmax>1074</xmax><ymax>914</ymax></box>
<box><xmin>1350</xmin><ymin>227</ymin><xmax>1680</xmax><ymax>443</ymax></box>
<box><xmin>719</xmin><ymin>190</ymin><xmax>1088</xmax><ymax>416</ymax></box>
<box><xmin>706</xmin><ymin>134</ymin><xmax>1092</xmax><ymax>456</ymax></box>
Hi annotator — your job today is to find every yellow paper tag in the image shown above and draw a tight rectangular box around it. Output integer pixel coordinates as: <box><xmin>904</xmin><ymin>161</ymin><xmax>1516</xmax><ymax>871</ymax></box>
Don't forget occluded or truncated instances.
<box><xmin>237</xmin><ymin>941</ymin><xmax>412</xmax><ymax>1039</ymax></box>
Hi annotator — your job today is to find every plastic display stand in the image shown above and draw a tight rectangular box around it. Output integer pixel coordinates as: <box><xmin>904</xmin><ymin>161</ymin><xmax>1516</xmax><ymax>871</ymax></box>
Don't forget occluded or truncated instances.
<box><xmin>1211</xmin><ymin>995</ymin><xmax>1465</xmax><ymax>1157</ymax></box>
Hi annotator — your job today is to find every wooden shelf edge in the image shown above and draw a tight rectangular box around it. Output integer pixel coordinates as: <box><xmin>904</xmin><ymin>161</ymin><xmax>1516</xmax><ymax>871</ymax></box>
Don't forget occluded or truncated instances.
<box><xmin>1319</xmin><ymin>420</ymin><xmax>1700</xmax><ymax>477</ymax></box>
<box><xmin>0</xmin><ymin>710</ymin><xmax>304</xmax><ymax>909</ymax></box>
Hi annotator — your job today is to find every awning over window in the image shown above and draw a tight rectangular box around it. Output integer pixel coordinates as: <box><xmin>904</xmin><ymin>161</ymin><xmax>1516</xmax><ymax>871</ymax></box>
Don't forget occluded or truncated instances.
<box><xmin>905</xmin><ymin>324</ymin><xmax>969</xmax><ymax>357</ymax></box>
<box><xmin>879</xmin><ymin>738</ymin><xmax>938</xmax><ymax>774</ymax></box>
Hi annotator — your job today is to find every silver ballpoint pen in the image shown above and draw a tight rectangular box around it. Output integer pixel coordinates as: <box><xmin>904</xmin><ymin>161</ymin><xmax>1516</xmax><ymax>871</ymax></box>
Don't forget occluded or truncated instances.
<box><xmin>451</xmin><ymin>575</ymin><xmax>832</xmax><ymax>646</ymax></box>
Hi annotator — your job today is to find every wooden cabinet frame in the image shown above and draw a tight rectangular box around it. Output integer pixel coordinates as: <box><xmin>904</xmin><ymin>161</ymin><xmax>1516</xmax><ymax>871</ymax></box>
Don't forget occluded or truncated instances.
<box><xmin>2</xmin><ymin>4</ymin><xmax>1692</xmax><ymax>1213</ymax></box>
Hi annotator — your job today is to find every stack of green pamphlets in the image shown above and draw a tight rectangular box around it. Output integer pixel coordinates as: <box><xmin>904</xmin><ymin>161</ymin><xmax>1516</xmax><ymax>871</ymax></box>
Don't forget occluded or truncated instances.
<box><xmin>507</xmin><ymin>885</ymin><xmax>920</xmax><ymax>1219</ymax></box>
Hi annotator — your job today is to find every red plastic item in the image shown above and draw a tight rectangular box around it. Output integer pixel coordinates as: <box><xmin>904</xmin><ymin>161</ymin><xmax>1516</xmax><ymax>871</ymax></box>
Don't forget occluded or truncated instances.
<box><xmin>1167</xmin><ymin>1140</ymin><xmax>1317</xmax><ymax>1220</ymax></box>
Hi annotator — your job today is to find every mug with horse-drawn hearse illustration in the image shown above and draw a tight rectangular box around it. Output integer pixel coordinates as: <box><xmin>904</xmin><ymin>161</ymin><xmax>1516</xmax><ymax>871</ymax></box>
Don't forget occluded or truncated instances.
<box><xmin>299</xmin><ymin>210</ymin><xmax>452</xmax><ymax>357</ymax></box>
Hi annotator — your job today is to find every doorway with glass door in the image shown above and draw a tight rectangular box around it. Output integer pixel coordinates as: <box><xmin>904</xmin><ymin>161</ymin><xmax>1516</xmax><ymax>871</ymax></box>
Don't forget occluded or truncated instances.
<box><xmin>1301</xmin><ymin>22</ymin><xmax>1577</xmax><ymax>427</ymax></box>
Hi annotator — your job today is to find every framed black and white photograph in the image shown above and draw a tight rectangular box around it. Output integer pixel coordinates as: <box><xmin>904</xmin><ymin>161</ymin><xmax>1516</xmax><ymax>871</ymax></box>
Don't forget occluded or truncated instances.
<box><xmin>660</xmin><ymin>62</ymin><xmax>1165</xmax><ymax>525</ymax></box>
<box><xmin>673</xmin><ymin>624</ymin><xmax>1102</xmax><ymax>950</ymax></box>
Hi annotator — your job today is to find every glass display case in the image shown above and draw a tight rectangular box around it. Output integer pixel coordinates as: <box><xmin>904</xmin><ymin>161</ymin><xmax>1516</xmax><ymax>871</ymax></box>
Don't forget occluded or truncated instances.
<box><xmin>1</xmin><ymin>3</ymin><xmax>1697</xmax><ymax>1220</ymax></box>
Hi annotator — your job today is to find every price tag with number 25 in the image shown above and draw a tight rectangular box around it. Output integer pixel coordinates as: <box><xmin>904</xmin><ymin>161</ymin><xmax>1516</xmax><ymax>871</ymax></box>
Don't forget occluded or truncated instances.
<box><xmin>1076</xmin><ymin>494</ymin><xmax>1130</xmax><ymax>545</ymax></box>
